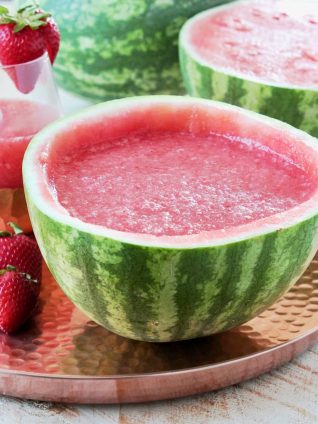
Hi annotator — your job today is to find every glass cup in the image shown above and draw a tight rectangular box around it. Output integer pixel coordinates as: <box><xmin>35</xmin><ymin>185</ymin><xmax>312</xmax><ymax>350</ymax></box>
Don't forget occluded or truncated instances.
<box><xmin>0</xmin><ymin>53</ymin><xmax>62</xmax><ymax>232</ymax></box>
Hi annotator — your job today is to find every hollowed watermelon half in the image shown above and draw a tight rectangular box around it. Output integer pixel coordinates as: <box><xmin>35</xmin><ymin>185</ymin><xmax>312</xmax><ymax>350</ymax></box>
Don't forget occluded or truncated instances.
<box><xmin>179</xmin><ymin>0</ymin><xmax>318</xmax><ymax>137</ymax></box>
<box><xmin>23</xmin><ymin>96</ymin><xmax>318</xmax><ymax>342</ymax></box>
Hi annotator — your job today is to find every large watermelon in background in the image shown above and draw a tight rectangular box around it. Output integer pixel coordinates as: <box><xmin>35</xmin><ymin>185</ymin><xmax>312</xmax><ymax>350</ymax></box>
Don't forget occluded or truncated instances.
<box><xmin>179</xmin><ymin>0</ymin><xmax>318</xmax><ymax>137</ymax></box>
<box><xmin>38</xmin><ymin>0</ymin><xmax>231</xmax><ymax>101</ymax></box>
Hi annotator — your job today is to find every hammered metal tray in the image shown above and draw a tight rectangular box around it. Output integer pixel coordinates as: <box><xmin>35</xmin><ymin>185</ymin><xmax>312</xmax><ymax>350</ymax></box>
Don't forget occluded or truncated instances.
<box><xmin>0</xmin><ymin>254</ymin><xmax>317</xmax><ymax>404</ymax></box>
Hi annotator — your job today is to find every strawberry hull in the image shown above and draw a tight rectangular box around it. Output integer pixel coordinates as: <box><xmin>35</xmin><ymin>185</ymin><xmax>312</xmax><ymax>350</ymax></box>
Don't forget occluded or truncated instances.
<box><xmin>23</xmin><ymin>97</ymin><xmax>318</xmax><ymax>342</ymax></box>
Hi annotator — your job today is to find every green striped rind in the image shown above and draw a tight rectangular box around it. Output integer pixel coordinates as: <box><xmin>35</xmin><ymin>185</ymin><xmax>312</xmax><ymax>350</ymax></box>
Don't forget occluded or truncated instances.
<box><xmin>179</xmin><ymin>46</ymin><xmax>318</xmax><ymax>137</ymax></box>
<box><xmin>36</xmin><ymin>0</ymin><xmax>232</xmax><ymax>101</ymax></box>
<box><xmin>25</xmin><ymin>191</ymin><xmax>318</xmax><ymax>342</ymax></box>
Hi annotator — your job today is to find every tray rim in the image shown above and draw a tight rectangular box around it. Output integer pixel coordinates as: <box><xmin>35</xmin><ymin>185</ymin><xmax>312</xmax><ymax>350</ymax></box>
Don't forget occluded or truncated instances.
<box><xmin>0</xmin><ymin>323</ymin><xmax>317</xmax><ymax>381</ymax></box>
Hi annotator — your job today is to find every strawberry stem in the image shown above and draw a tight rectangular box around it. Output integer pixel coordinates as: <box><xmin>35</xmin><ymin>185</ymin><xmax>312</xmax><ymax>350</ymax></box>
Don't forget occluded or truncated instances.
<box><xmin>6</xmin><ymin>265</ymin><xmax>16</xmax><ymax>271</ymax></box>
<box><xmin>0</xmin><ymin>231</ymin><xmax>11</xmax><ymax>238</ymax></box>
<box><xmin>18</xmin><ymin>1</ymin><xmax>40</xmax><ymax>13</ymax></box>
<box><xmin>7</xmin><ymin>221</ymin><xmax>24</xmax><ymax>235</ymax></box>
<box><xmin>0</xmin><ymin>265</ymin><xmax>38</xmax><ymax>284</ymax></box>
<box><xmin>0</xmin><ymin>265</ymin><xmax>17</xmax><ymax>275</ymax></box>
<box><xmin>0</xmin><ymin>222</ymin><xmax>24</xmax><ymax>237</ymax></box>
<box><xmin>20</xmin><ymin>272</ymin><xmax>38</xmax><ymax>284</ymax></box>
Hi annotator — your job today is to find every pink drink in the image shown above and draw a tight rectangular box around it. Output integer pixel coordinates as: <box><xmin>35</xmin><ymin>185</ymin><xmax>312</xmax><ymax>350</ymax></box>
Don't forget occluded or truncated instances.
<box><xmin>0</xmin><ymin>99</ymin><xmax>59</xmax><ymax>231</ymax></box>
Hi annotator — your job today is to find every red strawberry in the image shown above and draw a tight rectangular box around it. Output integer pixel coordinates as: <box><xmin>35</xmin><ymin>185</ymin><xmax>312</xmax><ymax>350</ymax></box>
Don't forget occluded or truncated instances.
<box><xmin>0</xmin><ymin>266</ymin><xmax>39</xmax><ymax>334</ymax></box>
<box><xmin>0</xmin><ymin>22</ymin><xmax>46</xmax><ymax>66</ymax></box>
<box><xmin>40</xmin><ymin>15</ymin><xmax>60</xmax><ymax>64</ymax></box>
<box><xmin>0</xmin><ymin>222</ymin><xmax>42</xmax><ymax>283</ymax></box>
<box><xmin>0</xmin><ymin>3</ymin><xmax>60</xmax><ymax>93</ymax></box>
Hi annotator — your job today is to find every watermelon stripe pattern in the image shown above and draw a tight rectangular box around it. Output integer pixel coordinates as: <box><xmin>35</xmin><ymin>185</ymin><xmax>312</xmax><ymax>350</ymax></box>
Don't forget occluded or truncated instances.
<box><xmin>25</xmin><ymin>199</ymin><xmax>318</xmax><ymax>342</ymax></box>
<box><xmin>179</xmin><ymin>17</ymin><xmax>318</xmax><ymax>138</ymax></box>
<box><xmin>38</xmin><ymin>0</ymin><xmax>232</xmax><ymax>101</ymax></box>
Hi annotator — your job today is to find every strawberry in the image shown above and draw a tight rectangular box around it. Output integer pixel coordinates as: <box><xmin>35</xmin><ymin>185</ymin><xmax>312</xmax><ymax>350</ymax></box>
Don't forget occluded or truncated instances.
<box><xmin>39</xmin><ymin>15</ymin><xmax>60</xmax><ymax>64</ymax></box>
<box><xmin>0</xmin><ymin>22</ymin><xmax>46</xmax><ymax>66</ymax></box>
<box><xmin>0</xmin><ymin>3</ymin><xmax>60</xmax><ymax>93</ymax></box>
<box><xmin>0</xmin><ymin>266</ymin><xmax>39</xmax><ymax>333</ymax></box>
<box><xmin>0</xmin><ymin>222</ymin><xmax>42</xmax><ymax>283</ymax></box>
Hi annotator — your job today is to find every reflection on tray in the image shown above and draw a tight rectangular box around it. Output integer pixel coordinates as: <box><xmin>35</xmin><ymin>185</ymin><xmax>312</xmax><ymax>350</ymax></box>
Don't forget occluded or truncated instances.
<box><xmin>0</xmin><ymin>257</ymin><xmax>317</xmax><ymax>376</ymax></box>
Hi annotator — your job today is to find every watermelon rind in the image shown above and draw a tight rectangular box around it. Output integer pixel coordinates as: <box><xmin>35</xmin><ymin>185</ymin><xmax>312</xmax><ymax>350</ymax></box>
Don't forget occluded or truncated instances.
<box><xmin>179</xmin><ymin>2</ymin><xmax>318</xmax><ymax>137</ymax></box>
<box><xmin>23</xmin><ymin>96</ymin><xmax>318</xmax><ymax>342</ymax></box>
<box><xmin>36</xmin><ymin>0</ymin><xmax>233</xmax><ymax>101</ymax></box>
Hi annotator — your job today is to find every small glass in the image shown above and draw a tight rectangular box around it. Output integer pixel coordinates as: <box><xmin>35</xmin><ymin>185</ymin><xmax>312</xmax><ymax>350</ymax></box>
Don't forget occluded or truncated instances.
<box><xmin>0</xmin><ymin>53</ymin><xmax>62</xmax><ymax>232</ymax></box>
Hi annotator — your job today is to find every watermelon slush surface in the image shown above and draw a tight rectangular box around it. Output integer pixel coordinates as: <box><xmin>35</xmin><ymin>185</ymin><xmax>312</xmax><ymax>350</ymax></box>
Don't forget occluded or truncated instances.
<box><xmin>188</xmin><ymin>0</ymin><xmax>318</xmax><ymax>86</ymax></box>
<box><xmin>0</xmin><ymin>99</ymin><xmax>59</xmax><ymax>189</ymax></box>
<box><xmin>49</xmin><ymin>131</ymin><xmax>315</xmax><ymax>237</ymax></box>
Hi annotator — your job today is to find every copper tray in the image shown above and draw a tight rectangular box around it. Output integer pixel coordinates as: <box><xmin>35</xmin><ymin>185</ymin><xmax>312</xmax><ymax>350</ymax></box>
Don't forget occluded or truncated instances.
<box><xmin>0</xmin><ymin>254</ymin><xmax>318</xmax><ymax>404</ymax></box>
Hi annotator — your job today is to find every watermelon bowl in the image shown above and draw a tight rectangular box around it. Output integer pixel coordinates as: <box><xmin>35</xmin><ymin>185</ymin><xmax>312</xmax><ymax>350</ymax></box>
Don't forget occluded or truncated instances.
<box><xmin>23</xmin><ymin>96</ymin><xmax>318</xmax><ymax>343</ymax></box>
<box><xmin>179</xmin><ymin>0</ymin><xmax>318</xmax><ymax>137</ymax></box>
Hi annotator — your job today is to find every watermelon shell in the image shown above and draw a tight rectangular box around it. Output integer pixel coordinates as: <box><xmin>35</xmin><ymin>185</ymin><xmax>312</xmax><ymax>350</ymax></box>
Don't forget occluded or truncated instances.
<box><xmin>37</xmin><ymin>0</ymin><xmax>232</xmax><ymax>101</ymax></box>
<box><xmin>23</xmin><ymin>97</ymin><xmax>318</xmax><ymax>342</ymax></box>
<box><xmin>179</xmin><ymin>2</ymin><xmax>318</xmax><ymax>138</ymax></box>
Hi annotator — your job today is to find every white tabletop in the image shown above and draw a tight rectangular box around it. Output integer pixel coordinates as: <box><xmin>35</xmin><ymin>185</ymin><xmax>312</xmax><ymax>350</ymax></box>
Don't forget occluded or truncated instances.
<box><xmin>0</xmin><ymin>89</ymin><xmax>317</xmax><ymax>423</ymax></box>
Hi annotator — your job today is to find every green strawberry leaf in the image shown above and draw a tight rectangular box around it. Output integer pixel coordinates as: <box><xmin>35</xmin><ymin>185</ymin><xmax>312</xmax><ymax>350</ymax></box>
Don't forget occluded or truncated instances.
<box><xmin>0</xmin><ymin>6</ymin><xmax>9</xmax><ymax>14</ymax></box>
<box><xmin>0</xmin><ymin>265</ymin><xmax>17</xmax><ymax>275</ymax></box>
<box><xmin>30</xmin><ymin>20</ymin><xmax>47</xmax><ymax>28</ymax></box>
<box><xmin>33</xmin><ymin>12</ymin><xmax>51</xmax><ymax>20</ymax></box>
<box><xmin>18</xmin><ymin>2</ymin><xmax>39</xmax><ymax>14</ymax></box>
<box><xmin>0</xmin><ymin>2</ymin><xmax>51</xmax><ymax>31</ymax></box>
<box><xmin>6</xmin><ymin>265</ymin><xmax>16</xmax><ymax>271</ymax></box>
<box><xmin>0</xmin><ymin>16</ymin><xmax>16</xmax><ymax>24</ymax></box>
<box><xmin>13</xmin><ymin>21</ymin><xmax>27</xmax><ymax>33</ymax></box>
<box><xmin>7</xmin><ymin>221</ymin><xmax>24</xmax><ymax>235</ymax></box>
